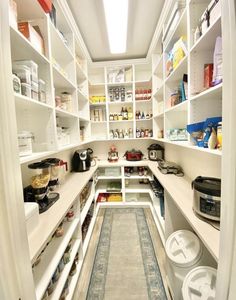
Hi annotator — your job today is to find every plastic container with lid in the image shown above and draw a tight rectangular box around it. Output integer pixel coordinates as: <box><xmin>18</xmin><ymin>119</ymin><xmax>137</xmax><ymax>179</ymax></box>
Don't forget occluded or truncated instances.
<box><xmin>31</xmin><ymin>81</ymin><xmax>39</xmax><ymax>101</ymax></box>
<box><xmin>13</xmin><ymin>65</ymin><xmax>31</xmax><ymax>84</ymax></box>
<box><xmin>13</xmin><ymin>60</ymin><xmax>38</xmax><ymax>82</ymax></box>
<box><xmin>18</xmin><ymin>131</ymin><xmax>34</xmax><ymax>156</ymax></box>
<box><xmin>12</xmin><ymin>73</ymin><xmax>21</xmax><ymax>94</ymax></box>
<box><xmin>21</xmin><ymin>83</ymin><xmax>31</xmax><ymax>98</ymax></box>
<box><xmin>39</xmin><ymin>79</ymin><xmax>46</xmax><ymax>102</ymax></box>
<box><xmin>182</xmin><ymin>266</ymin><xmax>217</xmax><ymax>300</ymax></box>
<box><xmin>166</xmin><ymin>230</ymin><xmax>203</xmax><ymax>300</ymax></box>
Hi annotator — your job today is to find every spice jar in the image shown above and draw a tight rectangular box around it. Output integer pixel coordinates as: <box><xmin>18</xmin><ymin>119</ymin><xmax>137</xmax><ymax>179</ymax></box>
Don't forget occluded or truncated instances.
<box><xmin>52</xmin><ymin>267</ymin><xmax>60</xmax><ymax>283</ymax></box>
<box><xmin>69</xmin><ymin>261</ymin><xmax>77</xmax><ymax>277</ymax></box>
<box><xmin>58</xmin><ymin>257</ymin><xmax>65</xmax><ymax>273</ymax></box>
<box><xmin>55</xmin><ymin>95</ymin><xmax>62</xmax><ymax>108</ymax></box>
<box><xmin>66</xmin><ymin>209</ymin><xmax>74</xmax><ymax>222</ymax></box>
<box><xmin>55</xmin><ymin>222</ymin><xmax>64</xmax><ymax>237</ymax></box>
<box><xmin>47</xmin><ymin>280</ymin><xmax>55</xmax><ymax>295</ymax></box>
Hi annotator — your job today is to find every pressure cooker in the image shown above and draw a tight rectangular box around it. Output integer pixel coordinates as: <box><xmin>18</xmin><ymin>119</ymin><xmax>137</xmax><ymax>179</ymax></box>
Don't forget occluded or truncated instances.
<box><xmin>192</xmin><ymin>176</ymin><xmax>221</xmax><ymax>221</ymax></box>
<box><xmin>147</xmin><ymin>144</ymin><xmax>164</xmax><ymax>161</ymax></box>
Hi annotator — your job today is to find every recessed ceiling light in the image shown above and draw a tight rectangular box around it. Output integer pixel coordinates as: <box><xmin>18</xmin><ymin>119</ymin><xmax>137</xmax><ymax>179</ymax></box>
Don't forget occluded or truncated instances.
<box><xmin>103</xmin><ymin>0</ymin><xmax>129</xmax><ymax>54</ymax></box>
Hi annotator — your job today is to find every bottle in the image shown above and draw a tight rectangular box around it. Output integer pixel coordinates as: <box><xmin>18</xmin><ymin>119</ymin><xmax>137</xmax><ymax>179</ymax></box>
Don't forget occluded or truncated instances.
<box><xmin>129</xmin><ymin>128</ymin><xmax>133</xmax><ymax>138</ymax></box>
<box><xmin>124</xmin><ymin>129</ymin><xmax>129</xmax><ymax>139</ymax></box>
<box><xmin>119</xmin><ymin>129</ymin><xmax>124</xmax><ymax>139</ymax></box>
<box><xmin>110</xmin><ymin>130</ymin><xmax>114</xmax><ymax>139</ymax></box>
<box><xmin>121</xmin><ymin>107</ymin><xmax>125</xmax><ymax>119</ymax></box>
<box><xmin>128</xmin><ymin>107</ymin><xmax>133</xmax><ymax>120</ymax></box>
<box><xmin>124</xmin><ymin>107</ymin><xmax>128</xmax><ymax>120</ymax></box>
<box><xmin>114</xmin><ymin>114</ymin><xmax>118</xmax><ymax>121</ymax></box>
<box><xmin>109</xmin><ymin>113</ymin><xmax>114</xmax><ymax>121</ymax></box>
<box><xmin>141</xmin><ymin>112</ymin><xmax>145</xmax><ymax>119</ymax></box>
<box><xmin>118</xmin><ymin>113</ymin><xmax>123</xmax><ymax>121</ymax></box>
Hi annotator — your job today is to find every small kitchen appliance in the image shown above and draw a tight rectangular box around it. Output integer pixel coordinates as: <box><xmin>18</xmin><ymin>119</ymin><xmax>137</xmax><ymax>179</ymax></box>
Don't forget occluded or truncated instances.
<box><xmin>148</xmin><ymin>144</ymin><xmax>164</xmax><ymax>161</ymax></box>
<box><xmin>158</xmin><ymin>160</ymin><xmax>184</xmax><ymax>176</ymax></box>
<box><xmin>24</xmin><ymin>161</ymin><xmax>60</xmax><ymax>213</ymax></box>
<box><xmin>72</xmin><ymin>148</ymin><xmax>93</xmax><ymax>172</ymax></box>
<box><xmin>124</xmin><ymin>149</ymin><xmax>143</xmax><ymax>161</ymax></box>
<box><xmin>108</xmin><ymin>145</ymin><xmax>119</xmax><ymax>162</ymax></box>
<box><xmin>192</xmin><ymin>176</ymin><xmax>221</xmax><ymax>221</ymax></box>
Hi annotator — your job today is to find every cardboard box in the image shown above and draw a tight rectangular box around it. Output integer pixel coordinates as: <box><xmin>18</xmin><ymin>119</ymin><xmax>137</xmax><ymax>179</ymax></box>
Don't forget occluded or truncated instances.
<box><xmin>18</xmin><ymin>22</ymin><xmax>45</xmax><ymax>55</ymax></box>
<box><xmin>204</xmin><ymin>64</ymin><xmax>213</xmax><ymax>89</ymax></box>
<box><xmin>38</xmin><ymin>0</ymin><xmax>52</xmax><ymax>13</ymax></box>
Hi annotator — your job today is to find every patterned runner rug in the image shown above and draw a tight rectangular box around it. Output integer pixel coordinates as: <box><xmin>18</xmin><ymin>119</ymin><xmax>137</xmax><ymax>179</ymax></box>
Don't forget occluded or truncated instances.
<box><xmin>86</xmin><ymin>208</ymin><xmax>167</xmax><ymax>300</ymax></box>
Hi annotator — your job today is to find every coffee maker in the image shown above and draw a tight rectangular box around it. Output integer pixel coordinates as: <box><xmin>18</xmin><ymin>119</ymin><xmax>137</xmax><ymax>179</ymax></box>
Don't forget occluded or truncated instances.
<box><xmin>72</xmin><ymin>148</ymin><xmax>93</xmax><ymax>172</ymax></box>
<box><xmin>24</xmin><ymin>161</ymin><xmax>60</xmax><ymax>213</ymax></box>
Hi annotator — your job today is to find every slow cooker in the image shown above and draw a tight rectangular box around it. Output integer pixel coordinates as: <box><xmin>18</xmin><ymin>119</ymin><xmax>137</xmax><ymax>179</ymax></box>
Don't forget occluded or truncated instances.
<box><xmin>147</xmin><ymin>144</ymin><xmax>164</xmax><ymax>161</ymax></box>
<box><xmin>192</xmin><ymin>176</ymin><xmax>221</xmax><ymax>221</ymax></box>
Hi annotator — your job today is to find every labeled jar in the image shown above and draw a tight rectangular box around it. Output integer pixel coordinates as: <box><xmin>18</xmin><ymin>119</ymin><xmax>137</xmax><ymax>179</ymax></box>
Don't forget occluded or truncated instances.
<box><xmin>13</xmin><ymin>65</ymin><xmax>31</xmax><ymax>84</ymax></box>
<box><xmin>18</xmin><ymin>131</ymin><xmax>34</xmax><ymax>157</ymax></box>
<box><xmin>31</xmin><ymin>81</ymin><xmax>39</xmax><ymax>101</ymax></box>
<box><xmin>61</xmin><ymin>92</ymin><xmax>72</xmax><ymax>112</ymax></box>
<box><xmin>55</xmin><ymin>96</ymin><xmax>62</xmax><ymax>108</ymax></box>
<box><xmin>12</xmin><ymin>73</ymin><xmax>21</xmax><ymax>94</ymax></box>
<box><xmin>55</xmin><ymin>222</ymin><xmax>64</xmax><ymax>237</ymax></box>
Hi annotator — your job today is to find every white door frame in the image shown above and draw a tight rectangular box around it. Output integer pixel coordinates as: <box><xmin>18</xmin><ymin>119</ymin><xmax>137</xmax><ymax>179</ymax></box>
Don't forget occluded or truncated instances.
<box><xmin>216</xmin><ymin>0</ymin><xmax>236</xmax><ymax>299</ymax></box>
<box><xmin>0</xmin><ymin>1</ymin><xmax>36</xmax><ymax>299</ymax></box>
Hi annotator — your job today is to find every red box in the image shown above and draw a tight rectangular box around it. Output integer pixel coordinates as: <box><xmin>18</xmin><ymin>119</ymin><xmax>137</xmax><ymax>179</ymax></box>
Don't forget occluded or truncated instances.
<box><xmin>38</xmin><ymin>0</ymin><xmax>52</xmax><ymax>13</ymax></box>
<box><xmin>204</xmin><ymin>64</ymin><xmax>214</xmax><ymax>89</ymax></box>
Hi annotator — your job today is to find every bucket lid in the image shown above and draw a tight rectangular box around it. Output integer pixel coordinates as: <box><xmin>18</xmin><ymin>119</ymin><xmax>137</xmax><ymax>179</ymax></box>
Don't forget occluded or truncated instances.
<box><xmin>166</xmin><ymin>230</ymin><xmax>202</xmax><ymax>267</ymax></box>
<box><xmin>182</xmin><ymin>266</ymin><xmax>217</xmax><ymax>300</ymax></box>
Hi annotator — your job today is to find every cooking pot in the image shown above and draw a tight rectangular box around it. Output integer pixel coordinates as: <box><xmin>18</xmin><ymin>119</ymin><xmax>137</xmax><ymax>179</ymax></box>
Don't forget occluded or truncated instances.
<box><xmin>124</xmin><ymin>149</ymin><xmax>143</xmax><ymax>161</ymax></box>
<box><xmin>148</xmin><ymin>144</ymin><xmax>164</xmax><ymax>161</ymax></box>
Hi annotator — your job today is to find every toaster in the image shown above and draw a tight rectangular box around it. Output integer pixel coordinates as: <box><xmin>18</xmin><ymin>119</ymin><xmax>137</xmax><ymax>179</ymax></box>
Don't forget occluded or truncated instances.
<box><xmin>124</xmin><ymin>149</ymin><xmax>143</xmax><ymax>161</ymax></box>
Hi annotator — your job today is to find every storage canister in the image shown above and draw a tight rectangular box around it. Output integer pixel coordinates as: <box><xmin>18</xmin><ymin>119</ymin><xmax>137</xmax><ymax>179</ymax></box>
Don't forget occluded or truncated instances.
<box><xmin>21</xmin><ymin>83</ymin><xmax>31</xmax><ymax>98</ymax></box>
<box><xmin>18</xmin><ymin>131</ymin><xmax>34</xmax><ymax>156</ymax></box>
<box><xmin>182</xmin><ymin>266</ymin><xmax>217</xmax><ymax>300</ymax></box>
<box><xmin>166</xmin><ymin>230</ymin><xmax>203</xmax><ymax>300</ymax></box>
<box><xmin>13</xmin><ymin>65</ymin><xmax>31</xmax><ymax>84</ymax></box>
<box><xmin>31</xmin><ymin>81</ymin><xmax>39</xmax><ymax>101</ymax></box>
<box><xmin>39</xmin><ymin>79</ymin><xmax>46</xmax><ymax>102</ymax></box>
<box><xmin>13</xmin><ymin>60</ymin><xmax>38</xmax><ymax>83</ymax></box>
<box><xmin>12</xmin><ymin>73</ymin><xmax>21</xmax><ymax>94</ymax></box>
<box><xmin>61</xmin><ymin>92</ymin><xmax>72</xmax><ymax>112</ymax></box>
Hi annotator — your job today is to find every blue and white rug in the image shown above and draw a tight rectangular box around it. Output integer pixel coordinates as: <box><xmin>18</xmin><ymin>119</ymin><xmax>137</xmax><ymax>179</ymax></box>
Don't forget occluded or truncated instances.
<box><xmin>86</xmin><ymin>208</ymin><xmax>167</xmax><ymax>300</ymax></box>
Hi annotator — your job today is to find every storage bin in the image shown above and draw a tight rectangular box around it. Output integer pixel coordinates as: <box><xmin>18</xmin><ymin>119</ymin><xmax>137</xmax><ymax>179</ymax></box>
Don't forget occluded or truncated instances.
<box><xmin>12</xmin><ymin>73</ymin><xmax>21</xmax><ymax>94</ymax></box>
<box><xmin>18</xmin><ymin>131</ymin><xmax>33</xmax><ymax>156</ymax></box>
<box><xmin>31</xmin><ymin>81</ymin><xmax>39</xmax><ymax>101</ymax></box>
<box><xmin>13</xmin><ymin>65</ymin><xmax>31</xmax><ymax>85</ymax></box>
<box><xmin>14</xmin><ymin>60</ymin><xmax>38</xmax><ymax>83</ymax></box>
<box><xmin>24</xmin><ymin>202</ymin><xmax>39</xmax><ymax>236</ymax></box>
<box><xmin>166</xmin><ymin>230</ymin><xmax>203</xmax><ymax>300</ymax></box>
<box><xmin>104</xmin><ymin>167</ymin><xmax>121</xmax><ymax>176</ymax></box>
<box><xmin>182</xmin><ymin>266</ymin><xmax>217</xmax><ymax>300</ymax></box>
<box><xmin>39</xmin><ymin>79</ymin><xmax>46</xmax><ymax>102</ymax></box>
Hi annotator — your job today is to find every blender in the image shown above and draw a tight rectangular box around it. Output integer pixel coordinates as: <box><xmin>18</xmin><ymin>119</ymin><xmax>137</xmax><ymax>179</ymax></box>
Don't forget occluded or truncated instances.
<box><xmin>24</xmin><ymin>161</ymin><xmax>60</xmax><ymax>213</ymax></box>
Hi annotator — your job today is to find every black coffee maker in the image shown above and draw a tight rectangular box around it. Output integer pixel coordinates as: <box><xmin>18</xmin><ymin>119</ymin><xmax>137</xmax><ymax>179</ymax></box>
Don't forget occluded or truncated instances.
<box><xmin>72</xmin><ymin>148</ymin><xmax>93</xmax><ymax>172</ymax></box>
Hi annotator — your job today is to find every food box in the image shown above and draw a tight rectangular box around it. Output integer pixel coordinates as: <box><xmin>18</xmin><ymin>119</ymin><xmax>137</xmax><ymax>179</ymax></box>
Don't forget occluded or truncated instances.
<box><xmin>18</xmin><ymin>22</ymin><xmax>45</xmax><ymax>55</ymax></box>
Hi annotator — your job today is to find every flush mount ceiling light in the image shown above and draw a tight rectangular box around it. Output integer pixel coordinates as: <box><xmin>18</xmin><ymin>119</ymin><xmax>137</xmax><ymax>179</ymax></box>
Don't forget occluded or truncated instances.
<box><xmin>103</xmin><ymin>0</ymin><xmax>129</xmax><ymax>54</ymax></box>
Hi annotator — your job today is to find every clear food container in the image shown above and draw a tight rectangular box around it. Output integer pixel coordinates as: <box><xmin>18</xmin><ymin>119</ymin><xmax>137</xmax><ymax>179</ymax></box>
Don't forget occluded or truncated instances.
<box><xmin>13</xmin><ymin>60</ymin><xmax>38</xmax><ymax>83</ymax></box>
<box><xmin>39</xmin><ymin>79</ymin><xmax>46</xmax><ymax>103</ymax></box>
<box><xmin>31</xmin><ymin>81</ymin><xmax>39</xmax><ymax>101</ymax></box>
<box><xmin>12</xmin><ymin>73</ymin><xmax>21</xmax><ymax>94</ymax></box>
<box><xmin>61</xmin><ymin>92</ymin><xmax>72</xmax><ymax>112</ymax></box>
<box><xmin>13</xmin><ymin>65</ymin><xmax>31</xmax><ymax>84</ymax></box>
<box><xmin>21</xmin><ymin>83</ymin><xmax>31</xmax><ymax>98</ymax></box>
<box><xmin>17</xmin><ymin>131</ymin><xmax>34</xmax><ymax>156</ymax></box>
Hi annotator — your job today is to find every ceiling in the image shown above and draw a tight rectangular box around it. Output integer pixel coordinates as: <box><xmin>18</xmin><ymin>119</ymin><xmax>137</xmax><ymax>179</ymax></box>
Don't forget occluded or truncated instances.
<box><xmin>67</xmin><ymin>0</ymin><xmax>165</xmax><ymax>62</ymax></box>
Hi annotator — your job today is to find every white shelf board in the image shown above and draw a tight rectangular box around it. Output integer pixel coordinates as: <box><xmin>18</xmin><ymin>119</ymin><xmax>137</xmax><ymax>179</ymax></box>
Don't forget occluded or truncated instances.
<box><xmin>76</xmin><ymin>61</ymin><xmax>87</xmax><ymax>81</ymax></box>
<box><xmin>14</xmin><ymin>93</ymin><xmax>53</xmax><ymax>111</ymax></box>
<box><xmin>108</xmin><ymin>101</ymin><xmax>133</xmax><ymax>105</ymax></box>
<box><xmin>135</xmin><ymin>99</ymin><xmax>152</xmax><ymax>104</ymax></box>
<box><xmin>135</xmin><ymin>79</ymin><xmax>152</xmax><ymax>86</ymax></box>
<box><xmin>33</xmin><ymin>218</ymin><xmax>80</xmax><ymax>300</ymax></box>
<box><xmin>125</xmin><ymin>184</ymin><xmax>152</xmax><ymax>193</ymax></box>
<box><xmin>53</xmin><ymin>66</ymin><xmax>76</xmax><ymax>90</ymax></box>
<box><xmin>136</xmin><ymin>118</ymin><xmax>152</xmax><ymax>122</ymax></box>
<box><xmin>109</xmin><ymin>120</ymin><xmax>133</xmax><ymax>123</ymax></box>
<box><xmin>153</xmin><ymin>112</ymin><xmax>164</xmax><ymax>119</ymax></box>
<box><xmin>10</xmin><ymin>26</ymin><xmax>50</xmax><ymax>65</ymax></box>
<box><xmin>20</xmin><ymin>151</ymin><xmax>56</xmax><ymax>164</ymax></box>
<box><xmin>152</xmin><ymin>199</ymin><xmax>165</xmax><ymax>232</ymax></box>
<box><xmin>89</xmin><ymin>81</ymin><xmax>106</xmax><ymax>87</ymax></box>
<box><xmin>89</xmin><ymin>102</ymin><xmax>106</xmax><ymax>107</ymax></box>
<box><xmin>148</xmin><ymin>161</ymin><xmax>220</xmax><ymax>261</ymax></box>
<box><xmin>56</xmin><ymin>108</ymin><xmax>78</xmax><ymax>118</ymax></box>
<box><xmin>50</xmin><ymin>22</ymin><xmax>74</xmax><ymax>62</ymax></box>
<box><xmin>155</xmin><ymin>139</ymin><xmax>222</xmax><ymax>156</ymax></box>
<box><xmin>165</xmin><ymin>100</ymin><xmax>188</xmax><ymax>113</ymax></box>
<box><xmin>125</xmin><ymin>175</ymin><xmax>152</xmax><ymax>180</ymax></box>
<box><xmin>78</xmin><ymin>90</ymin><xmax>89</xmax><ymax>103</ymax></box>
<box><xmin>49</xmin><ymin>239</ymin><xmax>81</xmax><ymax>300</ymax></box>
<box><xmin>28</xmin><ymin>168</ymin><xmax>97</xmax><ymax>262</ymax></box>
<box><xmin>14</xmin><ymin>0</ymin><xmax>46</xmax><ymax>19</ymax></box>
<box><xmin>66</xmin><ymin>260</ymin><xmax>83</xmax><ymax>300</ymax></box>
<box><xmin>153</xmin><ymin>84</ymin><xmax>164</xmax><ymax>98</ymax></box>
<box><xmin>81</xmin><ymin>192</ymin><xmax>95</xmax><ymax>225</ymax></box>
<box><xmin>91</xmin><ymin>121</ymin><xmax>107</xmax><ymax>124</ymax></box>
<box><xmin>79</xmin><ymin>115</ymin><xmax>90</xmax><ymax>122</ymax></box>
<box><xmin>190</xmin><ymin>83</ymin><xmax>222</xmax><ymax>102</ymax></box>
<box><xmin>107</xmin><ymin>81</ymin><xmax>133</xmax><ymax>87</ymax></box>
<box><xmin>82</xmin><ymin>216</ymin><xmax>96</xmax><ymax>256</ymax></box>
<box><xmin>97</xmin><ymin>176</ymin><xmax>122</xmax><ymax>180</ymax></box>
<box><xmin>57</xmin><ymin>143</ymin><xmax>80</xmax><ymax>152</ymax></box>
<box><xmin>153</xmin><ymin>54</ymin><xmax>164</xmax><ymax>76</ymax></box>
<box><xmin>165</xmin><ymin>55</ymin><xmax>188</xmax><ymax>84</ymax></box>
<box><xmin>190</xmin><ymin>15</ymin><xmax>221</xmax><ymax>53</ymax></box>
<box><xmin>107</xmin><ymin>137</ymin><xmax>135</xmax><ymax>141</ymax></box>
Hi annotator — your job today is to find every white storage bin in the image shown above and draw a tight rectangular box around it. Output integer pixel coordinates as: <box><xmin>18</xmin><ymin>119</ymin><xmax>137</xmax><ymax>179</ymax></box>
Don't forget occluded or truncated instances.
<box><xmin>182</xmin><ymin>266</ymin><xmax>217</xmax><ymax>300</ymax></box>
<box><xmin>166</xmin><ymin>230</ymin><xmax>203</xmax><ymax>300</ymax></box>
<box><xmin>21</xmin><ymin>83</ymin><xmax>31</xmax><ymax>98</ymax></box>
<box><xmin>24</xmin><ymin>202</ymin><xmax>39</xmax><ymax>236</ymax></box>
<box><xmin>31</xmin><ymin>81</ymin><xmax>39</xmax><ymax>101</ymax></box>
<box><xmin>13</xmin><ymin>65</ymin><xmax>31</xmax><ymax>85</ymax></box>
<box><xmin>104</xmin><ymin>167</ymin><xmax>121</xmax><ymax>176</ymax></box>
<box><xmin>18</xmin><ymin>131</ymin><xmax>33</xmax><ymax>156</ymax></box>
